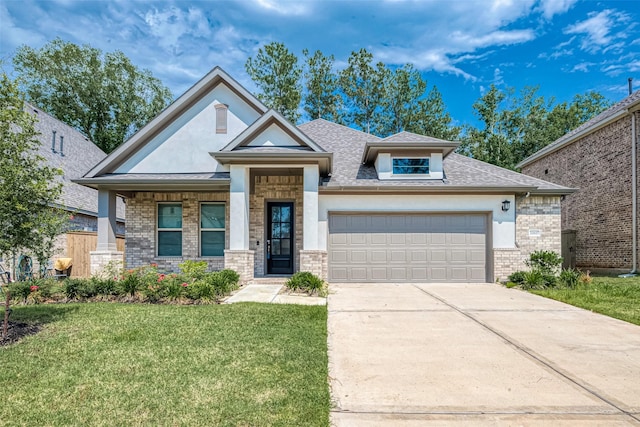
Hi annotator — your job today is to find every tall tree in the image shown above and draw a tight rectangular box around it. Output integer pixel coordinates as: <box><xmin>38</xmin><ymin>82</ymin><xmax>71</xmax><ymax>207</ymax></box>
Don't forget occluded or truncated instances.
<box><xmin>377</xmin><ymin>64</ymin><xmax>426</xmax><ymax>136</ymax></box>
<box><xmin>339</xmin><ymin>49</ymin><xmax>387</xmax><ymax>134</ymax></box>
<box><xmin>408</xmin><ymin>86</ymin><xmax>461</xmax><ymax>140</ymax></box>
<box><xmin>0</xmin><ymin>73</ymin><xmax>66</xmax><ymax>278</ymax></box>
<box><xmin>302</xmin><ymin>49</ymin><xmax>343</xmax><ymax>123</ymax></box>
<box><xmin>459</xmin><ymin>84</ymin><xmax>514</xmax><ymax>168</ymax></box>
<box><xmin>13</xmin><ymin>38</ymin><xmax>173</xmax><ymax>153</ymax></box>
<box><xmin>245</xmin><ymin>42</ymin><xmax>302</xmax><ymax>123</ymax></box>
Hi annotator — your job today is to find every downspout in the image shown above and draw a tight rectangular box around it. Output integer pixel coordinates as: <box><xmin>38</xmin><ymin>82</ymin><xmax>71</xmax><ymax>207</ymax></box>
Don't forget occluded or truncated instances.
<box><xmin>631</xmin><ymin>109</ymin><xmax>638</xmax><ymax>273</ymax></box>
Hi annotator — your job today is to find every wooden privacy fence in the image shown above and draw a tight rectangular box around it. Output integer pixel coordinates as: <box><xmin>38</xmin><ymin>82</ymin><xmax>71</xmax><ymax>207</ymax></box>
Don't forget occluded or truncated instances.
<box><xmin>66</xmin><ymin>231</ymin><xmax>125</xmax><ymax>278</ymax></box>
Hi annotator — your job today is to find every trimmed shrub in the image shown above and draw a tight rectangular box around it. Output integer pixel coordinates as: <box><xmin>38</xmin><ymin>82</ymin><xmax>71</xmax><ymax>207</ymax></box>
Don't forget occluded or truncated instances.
<box><xmin>285</xmin><ymin>272</ymin><xmax>325</xmax><ymax>295</ymax></box>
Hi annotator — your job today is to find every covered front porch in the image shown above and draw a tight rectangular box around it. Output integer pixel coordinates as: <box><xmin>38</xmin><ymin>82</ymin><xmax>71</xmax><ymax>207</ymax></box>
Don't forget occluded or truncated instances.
<box><xmin>89</xmin><ymin>164</ymin><xmax>326</xmax><ymax>283</ymax></box>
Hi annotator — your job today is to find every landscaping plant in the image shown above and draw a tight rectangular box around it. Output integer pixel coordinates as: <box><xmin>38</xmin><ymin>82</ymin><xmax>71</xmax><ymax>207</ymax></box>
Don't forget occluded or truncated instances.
<box><xmin>285</xmin><ymin>271</ymin><xmax>326</xmax><ymax>295</ymax></box>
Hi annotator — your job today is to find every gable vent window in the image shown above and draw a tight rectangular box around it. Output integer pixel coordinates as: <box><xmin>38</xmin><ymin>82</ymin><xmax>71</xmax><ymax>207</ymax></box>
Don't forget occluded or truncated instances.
<box><xmin>215</xmin><ymin>104</ymin><xmax>228</xmax><ymax>134</ymax></box>
<box><xmin>392</xmin><ymin>158</ymin><xmax>430</xmax><ymax>175</ymax></box>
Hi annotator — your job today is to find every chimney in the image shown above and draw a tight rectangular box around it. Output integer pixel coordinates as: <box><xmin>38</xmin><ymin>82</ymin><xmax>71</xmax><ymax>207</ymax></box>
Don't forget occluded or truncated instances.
<box><xmin>51</xmin><ymin>131</ymin><xmax>57</xmax><ymax>153</ymax></box>
<box><xmin>59</xmin><ymin>135</ymin><xmax>64</xmax><ymax>157</ymax></box>
<box><xmin>629</xmin><ymin>78</ymin><xmax>633</xmax><ymax>95</ymax></box>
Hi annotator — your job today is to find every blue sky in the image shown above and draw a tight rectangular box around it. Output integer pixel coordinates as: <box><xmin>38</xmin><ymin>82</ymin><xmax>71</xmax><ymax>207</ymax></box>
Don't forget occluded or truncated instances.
<box><xmin>1</xmin><ymin>0</ymin><xmax>639</xmax><ymax>127</ymax></box>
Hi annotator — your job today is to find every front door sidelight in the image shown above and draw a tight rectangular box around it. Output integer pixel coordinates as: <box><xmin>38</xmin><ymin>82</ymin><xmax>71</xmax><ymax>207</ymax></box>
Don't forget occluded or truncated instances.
<box><xmin>267</xmin><ymin>202</ymin><xmax>294</xmax><ymax>274</ymax></box>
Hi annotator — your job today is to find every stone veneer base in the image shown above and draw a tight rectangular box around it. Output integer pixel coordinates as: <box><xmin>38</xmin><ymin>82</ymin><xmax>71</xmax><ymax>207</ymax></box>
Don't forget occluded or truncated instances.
<box><xmin>224</xmin><ymin>250</ymin><xmax>255</xmax><ymax>284</ymax></box>
<box><xmin>299</xmin><ymin>250</ymin><xmax>328</xmax><ymax>281</ymax></box>
<box><xmin>90</xmin><ymin>251</ymin><xmax>124</xmax><ymax>277</ymax></box>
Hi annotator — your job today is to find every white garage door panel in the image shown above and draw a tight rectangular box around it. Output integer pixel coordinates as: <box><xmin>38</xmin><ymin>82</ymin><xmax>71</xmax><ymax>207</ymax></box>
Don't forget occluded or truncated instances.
<box><xmin>328</xmin><ymin>213</ymin><xmax>488</xmax><ymax>283</ymax></box>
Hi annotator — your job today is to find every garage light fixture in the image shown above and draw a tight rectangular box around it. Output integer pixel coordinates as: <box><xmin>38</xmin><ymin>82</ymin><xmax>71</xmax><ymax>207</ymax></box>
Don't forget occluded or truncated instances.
<box><xmin>501</xmin><ymin>200</ymin><xmax>511</xmax><ymax>212</ymax></box>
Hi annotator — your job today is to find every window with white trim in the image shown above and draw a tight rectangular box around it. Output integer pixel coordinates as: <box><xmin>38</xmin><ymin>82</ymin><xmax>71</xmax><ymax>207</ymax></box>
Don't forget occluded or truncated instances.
<box><xmin>200</xmin><ymin>203</ymin><xmax>225</xmax><ymax>256</ymax></box>
<box><xmin>392</xmin><ymin>157</ymin><xmax>430</xmax><ymax>175</ymax></box>
<box><xmin>215</xmin><ymin>104</ymin><xmax>228</xmax><ymax>134</ymax></box>
<box><xmin>157</xmin><ymin>203</ymin><xmax>182</xmax><ymax>256</ymax></box>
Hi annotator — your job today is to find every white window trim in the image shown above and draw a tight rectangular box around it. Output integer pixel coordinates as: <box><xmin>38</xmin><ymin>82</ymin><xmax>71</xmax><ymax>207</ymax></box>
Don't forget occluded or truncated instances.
<box><xmin>200</xmin><ymin>202</ymin><xmax>226</xmax><ymax>257</ymax></box>
<box><xmin>391</xmin><ymin>156</ymin><xmax>431</xmax><ymax>179</ymax></box>
<box><xmin>157</xmin><ymin>202</ymin><xmax>183</xmax><ymax>257</ymax></box>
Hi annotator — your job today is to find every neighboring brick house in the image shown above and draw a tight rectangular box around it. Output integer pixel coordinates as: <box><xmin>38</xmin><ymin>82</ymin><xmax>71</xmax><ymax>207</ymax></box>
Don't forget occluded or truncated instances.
<box><xmin>3</xmin><ymin>104</ymin><xmax>126</xmax><ymax>275</ymax></box>
<box><xmin>76</xmin><ymin>67</ymin><xmax>572</xmax><ymax>283</ymax></box>
<box><xmin>517</xmin><ymin>91</ymin><xmax>640</xmax><ymax>274</ymax></box>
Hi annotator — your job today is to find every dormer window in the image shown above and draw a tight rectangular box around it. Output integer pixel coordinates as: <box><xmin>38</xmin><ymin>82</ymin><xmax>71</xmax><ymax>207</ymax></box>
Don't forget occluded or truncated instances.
<box><xmin>215</xmin><ymin>104</ymin><xmax>228</xmax><ymax>134</ymax></box>
<box><xmin>392</xmin><ymin>157</ymin><xmax>430</xmax><ymax>175</ymax></box>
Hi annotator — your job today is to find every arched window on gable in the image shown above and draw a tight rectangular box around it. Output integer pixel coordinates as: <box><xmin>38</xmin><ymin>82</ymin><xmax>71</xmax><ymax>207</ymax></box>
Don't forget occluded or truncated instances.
<box><xmin>215</xmin><ymin>104</ymin><xmax>228</xmax><ymax>134</ymax></box>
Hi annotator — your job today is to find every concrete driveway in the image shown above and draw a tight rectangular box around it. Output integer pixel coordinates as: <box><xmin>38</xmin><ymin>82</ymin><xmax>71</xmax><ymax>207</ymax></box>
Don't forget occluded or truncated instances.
<box><xmin>328</xmin><ymin>283</ymin><xmax>640</xmax><ymax>426</ymax></box>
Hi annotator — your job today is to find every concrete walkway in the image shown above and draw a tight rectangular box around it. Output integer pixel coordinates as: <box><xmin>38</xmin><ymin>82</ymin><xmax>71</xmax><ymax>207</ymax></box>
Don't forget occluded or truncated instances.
<box><xmin>224</xmin><ymin>284</ymin><xmax>326</xmax><ymax>305</ymax></box>
<box><xmin>328</xmin><ymin>282</ymin><xmax>640</xmax><ymax>426</ymax></box>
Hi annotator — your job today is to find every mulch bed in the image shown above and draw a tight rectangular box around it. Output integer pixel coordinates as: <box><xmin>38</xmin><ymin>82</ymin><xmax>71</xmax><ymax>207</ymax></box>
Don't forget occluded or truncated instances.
<box><xmin>1</xmin><ymin>321</ymin><xmax>41</xmax><ymax>346</ymax></box>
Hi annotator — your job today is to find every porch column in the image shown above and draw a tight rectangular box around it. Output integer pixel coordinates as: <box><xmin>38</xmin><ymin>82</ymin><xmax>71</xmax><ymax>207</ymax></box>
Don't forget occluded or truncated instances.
<box><xmin>300</xmin><ymin>164</ymin><xmax>326</xmax><ymax>279</ymax></box>
<box><xmin>226</xmin><ymin>165</ymin><xmax>254</xmax><ymax>283</ymax></box>
<box><xmin>303</xmin><ymin>165</ymin><xmax>319</xmax><ymax>250</ymax></box>
<box><xmin>229</xmin><ymin>165</ymin><xmax>250</xmax><ymax>250</ymax></box>
<box><xmin>90</xmin><ymin>189</ymin><xmax>123</xmax><ymax>276</ymax></box>
<box><xmin>97</xmin><ymin>189</ymin><xmax>118</xmax><ymax>251</ymax></box>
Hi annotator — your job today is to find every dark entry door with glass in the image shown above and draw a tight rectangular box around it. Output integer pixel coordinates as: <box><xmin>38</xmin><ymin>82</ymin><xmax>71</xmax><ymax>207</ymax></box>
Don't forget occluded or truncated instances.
<box><xmin>267</xmin><ymin>202</ymin><xmax>294</xmax><ymax>274</ymax></box>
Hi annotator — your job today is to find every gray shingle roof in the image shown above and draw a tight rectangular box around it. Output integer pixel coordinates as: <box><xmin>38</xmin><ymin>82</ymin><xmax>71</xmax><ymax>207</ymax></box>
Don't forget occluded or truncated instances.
<box><xmin>517</xmin><ymin>90</ymin><xmax>640</xmax><ymax>168</ymax></box>
<box><xmin>380</xmin><ymin>131</ymin><xmax>453</xmax><ymax>144</ymax></box>
<box><xmin>28</xmin><ymin>104</ymin><xmax>126</xmax><ymax>220</ymax></box>
<box><xmin>298</xmin><ymin>119</ymin><xmax>571</xmax><ymax>193</ymax></box>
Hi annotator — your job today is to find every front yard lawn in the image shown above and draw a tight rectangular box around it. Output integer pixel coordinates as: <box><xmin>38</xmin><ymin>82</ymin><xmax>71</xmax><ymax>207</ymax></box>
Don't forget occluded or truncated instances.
<box><xmin>1</xmin><ymin>303</ymin><xmax>329</xmax><ymax>426</ymax></box>
<box><xmin>532</xmin><ymin>275</ymin><xmax>640</xmax><ymax>326</ymax></box>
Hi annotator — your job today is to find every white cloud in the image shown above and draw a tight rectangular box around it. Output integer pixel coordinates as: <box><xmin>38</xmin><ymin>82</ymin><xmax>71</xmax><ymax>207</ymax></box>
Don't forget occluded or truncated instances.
<box><xmin>537</xmin><ymin>0</ymin><xmax>577</xmax><ymax>20</ymax></box>
<box><xmin>564</xmin><ymin>9</ymin><xmax>630</xmax><ymax>53</ymax></box>
<box><xmin>252</xmin><ymin>0</ymin><xmax>312</xmax><ymax>16</ymax></box>
<box><xmin>570</xmin><ymin>62</ymin><xmax>594</xmax><ymax>72</ymax></box>
<box><xmin>143</xmin><ymin>6</ymin><xmax>212</xmax><ymax>54</ymax></box>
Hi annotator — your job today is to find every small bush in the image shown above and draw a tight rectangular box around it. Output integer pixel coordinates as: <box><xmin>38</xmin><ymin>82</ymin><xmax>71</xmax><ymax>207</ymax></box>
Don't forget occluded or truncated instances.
<box><xmin>526</xmin><ymin>250</ymin><xmax>563</xmax><ymax>275</ymax></box>
<box><xmin>64</xmin><ymin>278</ymin><xmax>85</xmax><ymax>299</ymax></box>
<box><xmin>186</xmin><ymin>280</ymin><xmax>216</xmax><ymax>301</ymax></box>
<box><xmin>285</xmin><ymin>272</ymin><xmax>325</xmax><ymax>295</ymax></box>
<box><xmin>119</xmin><ymin>271</ymin><xmax>141</xmax><ymax>296</ymax></box>
<box><xmin>520</xmin><ymin>269</ymin><xmax>546</xmax><ymax>290</ymax></box>
<box><xmin>179</xmin><ymin>260</ymin><xmax>208</xmax><ymax>281</ymax></box>
<box><xmin>559</xmin><ymin>268</ymin><xmax>581</xmax><ymax>289</ymax></box>
<box><xmin>217</xmin><ymin>269</ymin><xmax>240</xmax><ymax>286</ymax></box>
<box><xmin>91</xmin><ymin>277</ymin><xmax>118</xmax><ymax>296</ymax></box>
<box><xmin>508</xmin><ymin>271</ymin><xmax>527</xmax><ymax>285</ymax></box>
<box><xmin>8</xmin><ymin>281</ymin><xmax>33</xmax><ymax>302</ymax></box>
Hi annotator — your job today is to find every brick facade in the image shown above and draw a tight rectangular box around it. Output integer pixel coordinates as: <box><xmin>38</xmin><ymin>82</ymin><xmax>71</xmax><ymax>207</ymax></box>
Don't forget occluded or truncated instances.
<box><xmin>125</xmin><ymin>191</ymin><xmax>229</xmax><ymax>272</ymax></box>
<box><xmin>249</xmin><ymin>175</ymin><xmax>304</xmax><ymax>277</ymax></box>
<box><xmin>521</xmin><ymin>113</ymin><xmax>640</xmax><ymax>271</ymax></box>
<box><xmin>493</xmin><ymin>195</ymin><xmax>562</xmax><ymax>282</ymax></box>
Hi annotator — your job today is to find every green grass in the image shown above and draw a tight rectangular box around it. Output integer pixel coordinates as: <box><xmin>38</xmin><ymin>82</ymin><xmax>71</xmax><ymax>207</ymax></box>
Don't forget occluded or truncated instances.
<box><xmin>531</xmin><ymin>275</ymin><xmax>640</xmax><ymax>326</ymax></box>
<box><xmin>1</xmin><ymin>303</ymin><xmax>329</xmax><ymax>426</ymax></box>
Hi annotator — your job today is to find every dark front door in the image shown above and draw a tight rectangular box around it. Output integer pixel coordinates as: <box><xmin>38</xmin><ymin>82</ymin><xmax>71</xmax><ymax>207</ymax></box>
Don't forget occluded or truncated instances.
<box><xmin>267</xmin><ymin>202</ymin><xmax>294</xmax><ymax>274</ymax></box>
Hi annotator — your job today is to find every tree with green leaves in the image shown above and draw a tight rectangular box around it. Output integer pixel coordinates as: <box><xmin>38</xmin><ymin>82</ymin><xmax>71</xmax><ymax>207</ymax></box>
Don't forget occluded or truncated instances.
<box><xmin>377</xmin><ymin>64</ymin><xmax>426</xmax><ymax>136</ymax></box>
<box><xmin>408</xmin><ymin>86</ymin><xmax>461</xmax><ymax>140</ymax></box>
<box><xmin>460</xmin><ymin>85</ymin><xmax>611</xmax><ymax>169</ymax></box>
<box><xmin>339</xmin><ymin>49</ymin><xmax>387</xmax><ymax>134</ymax></box>
<box><xmin>13</xmin><ymin>38</ymin><xmax>173</xmax><ymax>153</ymax></box>
<box><xmin>459</xmin><ymin>84</ymin><xmax>514</xmax><ymax>168</ymax></box>
<box><xmin>0</xmin><ymin>72</ymin><xmax>66</xmax><ymax>279</ymax></box>
<box><xmin>245</xmin><ymin>42</ymin><xmax>302</xmax><ymax>123</ymax></box>
<box><xmin>302</xmin><ymin>49</ymin><xmax>343</xmax><ymax>123</ymax></box>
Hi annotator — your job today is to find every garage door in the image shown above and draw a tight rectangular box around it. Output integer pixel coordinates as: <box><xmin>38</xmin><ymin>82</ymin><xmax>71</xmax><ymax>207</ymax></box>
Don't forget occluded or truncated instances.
<box><xmin>328</xmin><ymin>213</ymin><xmax>488</xmax><ymax>283</ymax></box>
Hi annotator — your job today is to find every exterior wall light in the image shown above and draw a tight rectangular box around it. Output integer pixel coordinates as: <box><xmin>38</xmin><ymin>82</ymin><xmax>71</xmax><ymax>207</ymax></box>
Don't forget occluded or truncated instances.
<box><xmin>502</xmin><ymin>200</ymin><xmax>511</xmax><ymax>212</ymax></box>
